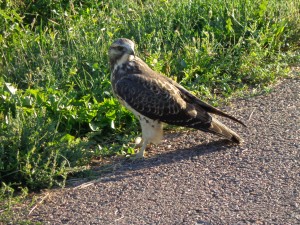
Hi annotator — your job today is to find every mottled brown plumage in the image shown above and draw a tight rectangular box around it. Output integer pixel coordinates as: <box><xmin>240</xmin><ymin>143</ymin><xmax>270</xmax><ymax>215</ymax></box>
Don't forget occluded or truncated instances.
<box><xmin>109</xmin><ymin>38</ymin><xmax>246</xmax><ymax>158</ymax></box>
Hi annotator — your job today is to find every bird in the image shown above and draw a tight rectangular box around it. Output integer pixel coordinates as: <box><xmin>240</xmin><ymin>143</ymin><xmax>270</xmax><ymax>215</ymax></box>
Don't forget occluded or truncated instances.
<box><xmin>109</xmin><ymin>38</ymin><xmax>246</xmax><ymax>158</ymax></box>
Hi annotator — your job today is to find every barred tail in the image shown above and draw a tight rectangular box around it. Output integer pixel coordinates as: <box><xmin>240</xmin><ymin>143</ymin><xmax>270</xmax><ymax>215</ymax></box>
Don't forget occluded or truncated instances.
<box><xmin>208</xmin><ymin>117</ymin><xmax>244</xmax><ymax>144</ymax></box>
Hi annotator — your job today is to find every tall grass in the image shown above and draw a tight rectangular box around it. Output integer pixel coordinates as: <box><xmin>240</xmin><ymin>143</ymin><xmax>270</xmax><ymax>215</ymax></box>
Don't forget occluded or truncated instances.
<box><xmin>0</xmin><ymin>0</ymin><xmax>299</xmax><ymax>194</ymax></box>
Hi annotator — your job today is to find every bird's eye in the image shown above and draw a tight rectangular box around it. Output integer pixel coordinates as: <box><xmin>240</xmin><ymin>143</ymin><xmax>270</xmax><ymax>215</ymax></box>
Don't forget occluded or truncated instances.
<box><xmin>117</xmin><ymin>46</ymin><xmax>124</xmax><ymax>51</ymax></box>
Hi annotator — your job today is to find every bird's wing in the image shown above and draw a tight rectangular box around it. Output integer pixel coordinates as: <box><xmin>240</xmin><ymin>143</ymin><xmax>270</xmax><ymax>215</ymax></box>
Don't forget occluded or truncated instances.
<box><xmin>132</xmin><ymin>57</ymin><xmax>246</xmax><ymax>127</ymax></box>
<box><xmin>114</xmin><ymin>73</ymin><xmax>211</xmax><ymax>124</ymax></box>
<box><xmin>164</xmin><ymin>77</ymin><xmax>247</xmax><ymax>127</ymax></box>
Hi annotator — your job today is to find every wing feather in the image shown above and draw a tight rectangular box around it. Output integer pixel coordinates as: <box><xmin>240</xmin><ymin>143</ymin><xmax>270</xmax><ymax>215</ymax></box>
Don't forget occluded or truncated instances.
<box><xmin>114</xmin><ymin>73</ymin><xmax>211</xmax><ymax>125</ymax></box>
<box><xmin>163</xmin><ymin>76</ymin><xmax>247</xmax><ymax>127</ymax></box>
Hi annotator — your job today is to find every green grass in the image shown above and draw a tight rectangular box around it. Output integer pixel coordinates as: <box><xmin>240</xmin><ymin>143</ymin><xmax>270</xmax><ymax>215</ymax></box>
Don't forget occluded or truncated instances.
<box><xmin>0</xmin><ymin>0</ymin><xmax>299</xmax><ymax>203</ymax></box>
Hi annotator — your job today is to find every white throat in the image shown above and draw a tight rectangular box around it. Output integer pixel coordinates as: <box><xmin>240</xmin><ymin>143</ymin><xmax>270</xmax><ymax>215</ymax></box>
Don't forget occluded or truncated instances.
<box><xmin>113</xmin><ymin>54</ymin><xmax>135</xmax><ymax>73</ymax></box>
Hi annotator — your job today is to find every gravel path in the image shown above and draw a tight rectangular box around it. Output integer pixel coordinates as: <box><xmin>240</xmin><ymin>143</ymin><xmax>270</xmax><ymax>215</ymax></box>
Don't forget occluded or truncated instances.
<box><xmin>12</xmin><ymin>78</ymin><xmax>300</xmax><ymax>224</ymax></box>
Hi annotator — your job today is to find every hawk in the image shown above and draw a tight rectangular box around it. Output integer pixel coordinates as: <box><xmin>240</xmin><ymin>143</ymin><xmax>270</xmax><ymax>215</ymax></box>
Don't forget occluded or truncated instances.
<box><xmin>109</xmin><ymin>38</ymin><xmax>246</xmax><ymax>158</ymax></box>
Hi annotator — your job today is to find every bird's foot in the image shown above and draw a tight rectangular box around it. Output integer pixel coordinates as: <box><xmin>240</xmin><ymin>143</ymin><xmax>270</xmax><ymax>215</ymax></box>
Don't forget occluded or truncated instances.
<box><xmin>129</xmin><ymin>138</ymin><xmax>148</xmax><ymax>160</ymax></box>
<box><xmin>129</xmin><ymin>150</ymin><xmax>145</xmax><ymax>160</ymax></box>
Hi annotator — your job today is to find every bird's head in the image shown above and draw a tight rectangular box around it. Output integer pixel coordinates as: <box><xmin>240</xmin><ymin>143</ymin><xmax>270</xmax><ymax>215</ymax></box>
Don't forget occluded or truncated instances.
<box><xmin>109</xmin><ymin>38</ymin><xmax>135</xmax><ymax>65</ymax></box>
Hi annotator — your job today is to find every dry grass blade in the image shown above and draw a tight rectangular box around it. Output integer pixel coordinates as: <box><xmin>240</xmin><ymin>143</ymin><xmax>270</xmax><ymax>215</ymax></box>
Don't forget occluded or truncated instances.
<box><xmin>28</xmin><ymin>193</ymin><xmax>50</xmax><ymax>216</ymax></box>
<box><xmin>248</xmin><ymin>108</ymin><xmax>256</xmax><ymax>122</ymax></box>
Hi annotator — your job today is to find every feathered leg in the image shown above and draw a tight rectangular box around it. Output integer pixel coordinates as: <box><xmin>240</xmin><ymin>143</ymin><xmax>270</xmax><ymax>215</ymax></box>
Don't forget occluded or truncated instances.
<box><xmin>134</xmin><ymin>139</ymin><xmax>148</xmax><ymax>158</ymax></box>
<box><xmin>133</xmin><ymin>118</ymin><xmax>163</xmax><ymax>158</ymax></box>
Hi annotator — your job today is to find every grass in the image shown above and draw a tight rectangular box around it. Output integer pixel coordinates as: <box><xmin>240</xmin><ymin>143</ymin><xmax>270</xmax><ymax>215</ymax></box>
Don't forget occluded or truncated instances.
<box><xmin>0</xmin><ymin>0</ymin><xmax>299</xmax><ymax>213</ymax></box>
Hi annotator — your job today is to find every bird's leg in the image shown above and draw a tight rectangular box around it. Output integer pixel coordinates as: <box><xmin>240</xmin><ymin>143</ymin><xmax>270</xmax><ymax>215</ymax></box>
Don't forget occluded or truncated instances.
<box><xmin>132</xmin><ymin>117</ymin><xmax>162</xmax><ymax>159</ymax></box>
<box><xmin>133</xmin><ymin>139</ymin><xmax>148</xmax><ymax>159</ymax></box>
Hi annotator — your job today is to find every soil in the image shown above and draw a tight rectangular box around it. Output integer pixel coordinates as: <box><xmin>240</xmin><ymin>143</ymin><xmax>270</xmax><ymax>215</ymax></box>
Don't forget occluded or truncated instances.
<box><xmin>4</xmin><ymin>77</ymin><xmax>300</xmax><ymax>224</ymax></box>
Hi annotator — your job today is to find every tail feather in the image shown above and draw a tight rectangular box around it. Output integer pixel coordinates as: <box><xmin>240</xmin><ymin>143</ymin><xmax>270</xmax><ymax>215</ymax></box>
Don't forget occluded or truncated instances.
<box><xmin>208</xmin><ymin>117</ymin><xmax>244</xmax><ymax>144</ymax></box>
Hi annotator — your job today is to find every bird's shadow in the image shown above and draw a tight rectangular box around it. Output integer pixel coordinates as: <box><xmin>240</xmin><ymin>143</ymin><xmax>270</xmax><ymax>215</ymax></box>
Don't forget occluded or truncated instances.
<box><xmin>69</xmin><ymin>138</ymin><xmax>236</xmax><ymax>187</ymax></box>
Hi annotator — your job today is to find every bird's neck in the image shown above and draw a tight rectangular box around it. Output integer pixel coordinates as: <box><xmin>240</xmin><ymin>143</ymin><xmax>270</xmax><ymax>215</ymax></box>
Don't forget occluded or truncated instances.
<box><xmin>110</xmin><ymin>54</ymin><xmax>135</xmax><ymax>72</ymax></box>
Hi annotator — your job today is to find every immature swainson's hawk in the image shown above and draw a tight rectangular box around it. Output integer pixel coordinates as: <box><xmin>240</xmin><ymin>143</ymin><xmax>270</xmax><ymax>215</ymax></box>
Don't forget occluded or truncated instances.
<box><xmin>109</xmin><ymin>38</ymin><xmax>246</xmax><ymax>158</ymax></box>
